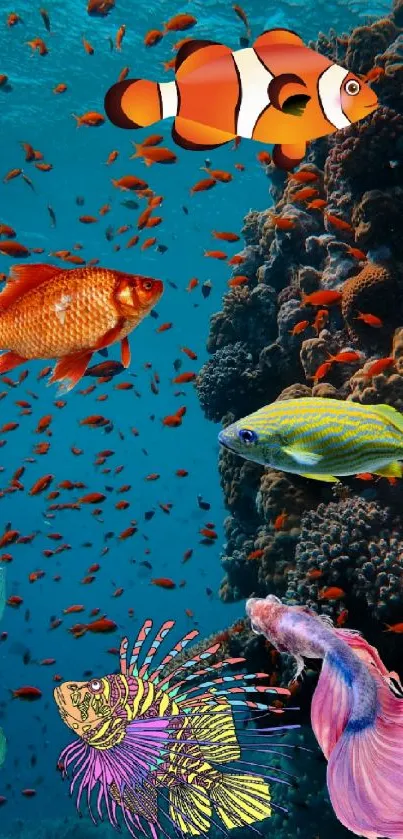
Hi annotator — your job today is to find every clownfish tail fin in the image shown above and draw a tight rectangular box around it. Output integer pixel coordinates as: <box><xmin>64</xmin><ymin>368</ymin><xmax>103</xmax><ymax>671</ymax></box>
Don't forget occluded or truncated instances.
<box><xmin>104</xmin><ymin>78</ymin><xmax>178</xmax><ymax>130</ymax></box>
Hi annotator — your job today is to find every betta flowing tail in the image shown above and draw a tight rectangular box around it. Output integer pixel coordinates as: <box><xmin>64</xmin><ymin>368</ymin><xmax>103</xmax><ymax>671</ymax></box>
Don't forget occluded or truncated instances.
<box><xmin>311</xmin><ymin>627</ymin><xmax>403</xmax><ymax>839</ymax></box>
<box><xmin>104</xmin><ymin>78</ymin><xmax>178</xmax><ymax>130</ymax></box>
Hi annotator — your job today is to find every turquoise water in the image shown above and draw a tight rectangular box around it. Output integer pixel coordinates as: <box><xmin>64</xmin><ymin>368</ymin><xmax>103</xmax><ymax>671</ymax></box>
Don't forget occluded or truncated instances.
<box><xmin>0</xmin><ymin>0</ymin><xmax>390</xmax><ymax>836</ymax></box>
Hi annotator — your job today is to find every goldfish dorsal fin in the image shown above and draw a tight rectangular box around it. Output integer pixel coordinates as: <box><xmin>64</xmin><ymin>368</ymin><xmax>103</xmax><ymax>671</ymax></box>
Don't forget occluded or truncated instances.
<box><xmin>253</xmin><ymin>29</ymin><xmax>305</xmax><ymax>50</ymax></box>
<box><xmin>0</xmin><ymin>263</ymin><xmax>64</xmax><ymax>311</ymax></box>
<box><xmin>372</xmin><ymin>404</ymin><xmax>403</xmax><ymax>434</ymax></box>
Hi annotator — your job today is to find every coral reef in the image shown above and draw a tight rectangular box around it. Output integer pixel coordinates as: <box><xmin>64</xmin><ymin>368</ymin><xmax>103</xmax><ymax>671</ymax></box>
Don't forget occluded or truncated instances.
<box><xmin>341</xmin><ymin>261</ymin><xmax>401</xmax><ymax>344</ymax></box>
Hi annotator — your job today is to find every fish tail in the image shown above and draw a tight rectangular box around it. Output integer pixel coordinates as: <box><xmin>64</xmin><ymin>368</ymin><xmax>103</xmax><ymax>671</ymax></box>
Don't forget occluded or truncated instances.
<box><xmin>104</xmin><ymin>78</ymin><xmax>178</xmax><ymax>130</ymax></box>
<box><xmin>312</xmin><ymin>629</ymin><xmax>403</xmax><ymax>838</ymax></box>
<box><xmin>210</xmin><ymin>772</ymin><xmax>272</xmax><ymax>828</ymax></box>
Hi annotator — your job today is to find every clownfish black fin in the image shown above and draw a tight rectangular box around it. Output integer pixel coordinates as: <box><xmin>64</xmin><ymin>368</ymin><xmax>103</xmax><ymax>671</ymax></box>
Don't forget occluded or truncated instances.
<box><xmin>172</xmin><ymin>117</ymin><xmax>235</xmax><ymax>150</ymax></box>
<box><xmin>272</xmin><ymin>142</ymin><xmax>307</xmax><ymax>171</ymax></box>
<box><xmin>282</xmin><ymin>94</ymin><xmax>311</xmax><ymax>116</ymax></box>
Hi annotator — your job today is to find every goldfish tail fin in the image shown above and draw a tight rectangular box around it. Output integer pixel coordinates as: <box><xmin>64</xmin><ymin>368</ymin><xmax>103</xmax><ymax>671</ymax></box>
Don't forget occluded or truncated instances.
<box><xmin>327</xmin><ymin>665</ymin><xmax>403</xmax><ymax>839</ymax></box>
<box><xmin>210</xmin><ymin>772</ymin><xmax>272</xmax><ymax>828</ymax></box>
<box><xmin>0</xmin><ymin>351</ymin><xmax>27</xmax><ymax>374</ymax></box>
<box><xmin>48</xmin><ymin>351</ymin><xmax>93</xmax><ymax>394</ymax></box>
<box><xmin>104</xmin><ymin>78</ymin><xmax>177</xmax><ymax>130</ymax></box>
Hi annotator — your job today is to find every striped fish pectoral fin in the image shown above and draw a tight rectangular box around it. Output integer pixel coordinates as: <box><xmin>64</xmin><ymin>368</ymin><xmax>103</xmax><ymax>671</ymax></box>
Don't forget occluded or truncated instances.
<box><xmin>169</xmin><ymin>784</ymin><xmax>212</xmax><ymax>835</ymax></box>
<box><xmin>172</xmin><ymin>117</ymin><xmax>235</xmax><ymax>151</ymax></box>
<box><xmin>189</xmin><ymin>702</ymin><xmax>241</xmax><ymax>763</ymax></box>
<box><xmin>210</xmin><ymin>772</ymin><xmax>272</xmax><ymax>828</ymax></box>
<box><xmin>282</xmin><ymin>94</ymin><xmax>311</xmax><ymax>116</ymax></box>
<box><xmin>272</xmin><ymin>141</ymin><xmax>307</xmax><ymax>170</ymax></box>
<box><xmin>282</xmin><ymin>446</ymin><xmax>323</xmax><ymax>467</ymax></box>
<box><xmin>267</xmin><ymin>73</ymin><xmax>309</xmax><ymax>113</ymax></box>
<box><xmin>373</xmin><ymin>461</ymin><xmax>403</xmax><ymax>478</ymax></box>
<box><xmin>299</xmin><ymin>472</ymin><xmax>339</xmax><ymax>482</ymax></box>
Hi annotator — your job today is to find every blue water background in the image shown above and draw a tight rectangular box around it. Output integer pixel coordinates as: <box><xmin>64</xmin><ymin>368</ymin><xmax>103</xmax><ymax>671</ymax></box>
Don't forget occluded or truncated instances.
<box><xmin>0</xmin><ymin>0</ymin><xmax>388</xmax><ymax>832</ymax></box>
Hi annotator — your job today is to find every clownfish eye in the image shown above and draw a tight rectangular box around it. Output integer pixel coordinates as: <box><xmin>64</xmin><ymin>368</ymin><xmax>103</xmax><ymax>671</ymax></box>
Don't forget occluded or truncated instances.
<box><xmin>142</xmin><ymin>280</ymin><xmax>154</xmax><ymax>291</ymax></box>
<box><xmin>344</xmin><ymin>79</ymin><xmax>361</xmax><ymax>96</ymax></box>
<box><xmin>88</xmin><ymin>679</ymin><xmax>103</xmax><ymax>693</ymax></box>
<box><xmin>238</xmin><ymin>428</ymin><xmax>258</xmax><ymax>445</ymax></box>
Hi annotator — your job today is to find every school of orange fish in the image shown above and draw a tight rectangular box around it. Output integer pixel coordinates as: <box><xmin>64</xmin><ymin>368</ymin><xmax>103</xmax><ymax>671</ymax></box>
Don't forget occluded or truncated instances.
<box><xmin>0</xmin><ymin>2</ymin><xmax>397</xmax><ymax>806</ymax></box>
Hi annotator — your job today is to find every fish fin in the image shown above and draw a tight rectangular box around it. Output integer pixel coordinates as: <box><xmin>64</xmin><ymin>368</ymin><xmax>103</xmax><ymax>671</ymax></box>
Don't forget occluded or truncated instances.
<box><xmin>189</xmin><ymin>700</ymin><xmax>241</xmax><ymax>763</ymax></box>
<box><xmin>172</xmin><ymin>117</ymin><xmax>235</xmax><ymax>151</ymax></box>
<box><xmin>373</xmin><ymin>461</ymin><xmax>403</xmax><ymax>478</ymax></box>
<box><xmin>272</xmin><ymin>142</ymin><xmax>306</xmax><ymax>170</ymax></box>
<box><xmin>311</xmin><ymin>650</ymin><xmax>353</xmax><ymax>759</ymax></box>
<box><xmin>254</xmin><ymin>29</ymin><xmax>305</xmax><ymax>49</ymax></box>
<box><xmin>138</xmin><ymin>619</ymin><xmax>175</xmax><ymax>678</ymax></box>
<box><xmin>148</xmin><ymin>628</ymin><xmax>199</xmax><ymax>684</ymax></box>
<box><xmin>281</xmin><ymin>93</ymin><xmax>311</xmax><ymax>115</ymax></box>
<box><xmin>98</xmin><ymin>347</ymin><xmax>109</xmax><ymax>358</ymax></box>
<box><xmin>326</xmin><ymin>659</ymin><xmax>403</xmax><ymax>839</ymax></box>
<box><xmin>0</xmin><ymin>264</ymin><xmax>64</xmax><ymax>311</ymax></box>
<box><xmin>175</xmin><ymin>39</ymin><xmax>225</xmax><ymax>74</ymax></box>
<box><xmin>210</xmin><ymin>772</ymin><xmax>272</xmax><ymax>828</ymax></box>
<box><xmin>127</xmin><ymin>618</ymin><xmax>153</xmax><ymax>676</ymax></box>
<box><xmin>299</xmin><ymin>472</ymin><xmax>339</xmax><ymax>482</ymax></box>
<box><xmin>169</xmin><ymin>784</ymin><xmax>212</xmax><ymax>835</ymax></box>
<box><xmin>94</xmin><ymin>320</ymin><xmax>125</xmax><ymax>351</ymax></box>
<box><xmin>0</xmin><ymin>351</ymin><xmax>27</xmax><ymax>373</ymax></box>
<box><xmin>47</xmin><ymin>351</ymin><xmax>93</xmax><ymax>394</ymax></box>
<box><xmin>282</xmin><ymin>446</ymin><xmax>323</xmax><ymax>466</ymax></box>
<box><xmin>372</xmin><ymin>403</ymin><xmax>403</xmax><ymax>434</ymax></box>
<box><xmin>121</xmin><ymin>336</ymin><xmax>130</xmax><ymax>368</ymax></box>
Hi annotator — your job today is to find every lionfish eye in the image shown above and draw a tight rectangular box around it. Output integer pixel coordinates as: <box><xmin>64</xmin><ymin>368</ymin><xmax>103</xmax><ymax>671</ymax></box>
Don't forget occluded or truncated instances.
<box><xmin>88</xmin><ymin>679</ymin><xmax>103</xmax><ymax>693</ymax></box>
<box><xmin>345</xmin><ymin>79</ymin><xmax>360</xmax><ymax>96</ymax></box>
<box><xmin>238</xmin><ymin>428</ymin><xmax>258</xmax><ymax>445</ymax></box>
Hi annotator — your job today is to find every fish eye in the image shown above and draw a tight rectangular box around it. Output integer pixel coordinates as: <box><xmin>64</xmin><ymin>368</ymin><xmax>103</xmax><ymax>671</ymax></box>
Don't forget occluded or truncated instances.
<box><xmin>238</xmin><ymin>428</ymin><xmax>258</xmax><ymax>445</ymax></box>
<box><xmin>88</xmin><ymin>679</ymin><xmax>103</xmax><ymax>693</ymax></box>
<box><xmin>143</xmin><ymin>280</ymin><xmax>153</xmax><ymax>291</ymax></box>
<box><xmin>344</xmin><ymin>79</ymin><xmax>361</xmax><ymax>96</ymax></box>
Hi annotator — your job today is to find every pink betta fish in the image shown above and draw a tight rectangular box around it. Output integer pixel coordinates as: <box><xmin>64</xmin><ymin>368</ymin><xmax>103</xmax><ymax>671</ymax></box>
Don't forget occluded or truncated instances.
<box><xmin>246</xmin><ymin>594</ymin><xmax>403</xmax><ymax>839</ymax></box>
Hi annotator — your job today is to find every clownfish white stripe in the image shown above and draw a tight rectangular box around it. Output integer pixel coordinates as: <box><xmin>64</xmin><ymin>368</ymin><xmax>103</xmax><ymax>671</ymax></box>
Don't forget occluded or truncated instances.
<box><xmin>318</xmin><ymin>64</ymin><xmax>350</xmax><ymax>130</ymax></box>
<box><xmin>159</xmin><ymin>81</ymin><xmax>179</xmax><ymax>119</ymax></box>
<box><xmin>232</xmin><ymin>47</ymin><xmax>274</xmax><ymax>139</ymax></box>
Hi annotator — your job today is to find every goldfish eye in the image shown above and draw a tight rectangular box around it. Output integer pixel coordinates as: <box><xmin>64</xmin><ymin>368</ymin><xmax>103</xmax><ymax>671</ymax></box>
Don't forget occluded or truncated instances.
<box><xmin>88</xmin><ymin>679</ymin><xmax>103</xmax><ymax>693</ymax></box>
<box><xmin>344</xmin><ymin>79</ymin><xmax>361</xmax><ymax>96</ymax></box>
<box><xmin>142</xmin><ymin>280</ymin><xmax>154</xmax><ymax>291</ymax></box>
<box><xmin>238</xmin><ymin>428</ymin><xmax>258</xmax><ymax>445</ymax></box>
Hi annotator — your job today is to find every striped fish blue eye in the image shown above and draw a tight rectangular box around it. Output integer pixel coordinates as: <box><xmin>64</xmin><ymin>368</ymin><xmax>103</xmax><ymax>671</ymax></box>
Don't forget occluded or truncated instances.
<box><xmin>238</xmin><ymin>428</ymin><xmax>258</xmax><ymax>444</ymax></box>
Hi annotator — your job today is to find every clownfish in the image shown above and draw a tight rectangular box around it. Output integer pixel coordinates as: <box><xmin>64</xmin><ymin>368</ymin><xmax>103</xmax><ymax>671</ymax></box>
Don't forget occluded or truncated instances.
<box><xmin>104</xmin><ymin>28</ymin><xmax>378</xmax><ymax>170</ymax></box>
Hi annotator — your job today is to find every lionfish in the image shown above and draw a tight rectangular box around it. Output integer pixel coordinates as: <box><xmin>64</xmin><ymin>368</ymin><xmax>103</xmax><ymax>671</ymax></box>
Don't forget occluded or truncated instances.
<box><xmin>54</xmin><ymin>618</ymin><xmax>298</xmax><ymax>837</ymax></box>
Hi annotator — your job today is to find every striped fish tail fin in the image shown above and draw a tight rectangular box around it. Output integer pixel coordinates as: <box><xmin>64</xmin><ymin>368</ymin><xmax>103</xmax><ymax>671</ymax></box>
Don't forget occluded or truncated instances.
<box><xmin>104</xmin><ymin>78</ymin><xmax>178</xmax><ymax>130</ymax></box>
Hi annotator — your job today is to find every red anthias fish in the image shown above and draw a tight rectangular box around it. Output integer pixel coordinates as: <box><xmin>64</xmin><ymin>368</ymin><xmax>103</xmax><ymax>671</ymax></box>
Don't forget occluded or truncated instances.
<box><xmin>0</xmin><ymin>264</ymin><xmax>163</xmax><ymax>392</ymax></box>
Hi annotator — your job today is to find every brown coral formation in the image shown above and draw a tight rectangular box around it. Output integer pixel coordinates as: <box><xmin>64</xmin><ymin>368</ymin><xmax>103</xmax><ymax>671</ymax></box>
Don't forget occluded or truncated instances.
<box><xmin>341</xmin><ymin>262</ymin><xmax>400</xmax><ymax>344</ymax></box>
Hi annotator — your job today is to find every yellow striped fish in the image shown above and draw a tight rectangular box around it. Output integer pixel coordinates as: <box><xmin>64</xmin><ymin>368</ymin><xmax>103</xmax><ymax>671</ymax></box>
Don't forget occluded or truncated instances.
<box><xmin>218</xmin><ymin>397</ymin><xmax>403</xmax><ymax>482</ymax></box>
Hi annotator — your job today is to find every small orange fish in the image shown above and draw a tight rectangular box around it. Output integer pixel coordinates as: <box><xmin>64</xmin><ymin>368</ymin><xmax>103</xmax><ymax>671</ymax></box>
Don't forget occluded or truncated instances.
<box><xmin>151</xmin><ymin>577</ymin><xmax>176</xmax><ymax>589</ymax></box>
<box><xmin>384</xmin><ymin>622</ymin><xmax>403</xmax><ymax>633</ymax></box>
<box><xmin>53</xmin><ymin>83</ymin><xmax>67</xmax><ymax>94</ymax></box>
<box><xmin>290</xmin><ymin>320</ymin><xmax>309</xmax><ymax>335</ymax></box>
<box><xmin>313</xmin><ymin>308</ymin><xmax>328</xmax><ymax>334</ymax></box>
<box><xmin>288</xmin><ymin>170</ymin><xmax>319</xmax><ymax>183</ymax></box>
<box><xmin>202</xmin><ymin>168</ymin><xmax>232</xmax><ymax>183</ymax></box>
<box><xmin>327</xmin><ymin>351</ymin><xmax>361</xmax><ymax>364</ymax></box>
<box><xmin>356</xmin><ymin>311</ymin><xmax>383</xmax><ymax>328</ymax></box>
<box><xmin>228</xmin><ymin>275</ymin><xmax>249</xmax><ymax>287</ymax></box>
<box><xmin>164</xmin><ymin>14</ymin><xmax>197</xmax><ymax>32</ymax></box>
<box><xmin>144</xmin><ymin>30</ymin><xmax>164</xmax><ymax>47</ymax></box>
<box><xmin>306</xmin><ymin>568</ymin><xmax>323</xmax><ymax>580</ymax></box>
<box><xmin>173</xmin><ymin>372</ymin><xmax>196</xmax><ymax>384</ymax></box>
<box><xmin>133</xmin><ymin>146</ymin><xmax>177</xmax><ymax>166</ymax></box>
<box><xmin>347</xmin><ymin>246</ymin><xmax>367</xmax><ymax>261</ymax></box>
<box><xmin>336</xmin><ymin>609</ymin><xmax>349</xmax><ymax>627</ymax></box>
<box><xmin>181</xmin><ymin>346</ymin><xmax>197</xmax><ymax>360</ymax></box>
<box><xmin>212</xmin><ymin>230</ymin><xmax>240</xmax><ymax>242</ymax></box>
<box><xmin>313</xmin><ymin>360</ymin><xmax>333</xmax><ymax>383</ymax></box>
<box><xmin>274</xmin><ymin>510</ymin><xmax>288</xmax><ymax>530</ymax></box>
<box><xmin>82</xmin><ymin>36</ymin><xmax>94</xmax><ymax>55</ymax></box>
<box><xmin>303</xmin><ymin>290</ymin><xmax>342</xmax><ymax>307</ymax></box>
<box><xmin>291</xmin><ymin>187</ymin><xmax>318</xmax><ymax>202</ymax></box>
<box><xmin>269</xmin><ymin>213</ymin><xmax>295</xmax><ymax>231</ymax></box>
<box><xmin>73</xmin><ymin>111</ymin><xmax>105</xmax><ymax>127</ymax></box>
<box><xmin>257</xmin><ymin>151</ymin><xmax>272</xmax><ymax>165</ymax></box>
<box><xmin>204</xmin><ymin>250</ymin><xmax>227</xmax><ymax>260</ymax></box>
<box><xmin>190</xmin><ymin>178</ymin><xmax>216</xmax><ymax>194</ymax></box>
<box><xmin>325</xmin><ymin>213</ymin><xmax>354</xmax><ymax>233</ymax></box>
<box><xmin>247</xmin><ymin>549</ymin><xmax>264</xmax><ymax>560</ymax></box>
<box><xmin>319</xmin><ymin>586</ymin><xmax>346</xmax><ymax>601</ymax></box>
<box><xmin>29</xmin><ymin>475</ymin><xmax>54</xmax><ymax>495</ymax></box>
<box><xmin>307</xmin><ymin>198</ymin><xmax>327</xmax><ymax>210</ymax></box>
<box><xmin>363</xmin><ymin>66</ymin><xmax>385</xmax><ymax>83</ymax></box>
<box><xmin>365</xmin><ymin>357</ymin><xmax>395</xmax><ymax>378</ymax></box>
<box><xmin>116</xmin><ymin>24</ymin><xmax>126</xmax><ymax>50</ymax></box>
<box><xmin>187</xmin><ymin>277</ymin><xmax>199</xmax><ymax>291</ymax></box>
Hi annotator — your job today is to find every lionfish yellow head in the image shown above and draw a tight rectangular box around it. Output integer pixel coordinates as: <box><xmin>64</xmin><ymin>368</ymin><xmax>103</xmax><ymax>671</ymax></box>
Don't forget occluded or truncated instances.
<box><xmin>53</xmin><ymin>674</ymin><xmax>131</xmax><ymax>749</ymax></box>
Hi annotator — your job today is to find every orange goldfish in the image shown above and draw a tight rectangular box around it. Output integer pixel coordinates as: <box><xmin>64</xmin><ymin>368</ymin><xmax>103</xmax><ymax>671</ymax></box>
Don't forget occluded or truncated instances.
<box><xmin>0</xmin><ymin>264</ymin><xmax>163</xmax><ymax>392</ymax></box>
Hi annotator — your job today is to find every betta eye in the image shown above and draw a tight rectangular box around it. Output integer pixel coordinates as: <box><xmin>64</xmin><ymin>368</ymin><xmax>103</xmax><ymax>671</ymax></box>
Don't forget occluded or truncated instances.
<box><xmin>88</xmin><ymin>679</ymin><xmax>103</xmax><ymax>694</ymax></box>
<box><xmin>344</xmin><ymin>79</ymin><xmax>361</xmax><ymax>96</ymax></box>
<box><xmin>238</xmin><ymin>428</ymin><xmax>258</xmax><ymax>445</ymax></box>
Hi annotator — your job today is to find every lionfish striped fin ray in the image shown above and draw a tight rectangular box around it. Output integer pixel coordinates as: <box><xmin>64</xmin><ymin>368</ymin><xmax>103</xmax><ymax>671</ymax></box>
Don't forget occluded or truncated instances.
<box><xmin>138</xmin><ymin>620</ymin><xmax>175</xmax><ymax>679</ymax></box>
<box><xmin>167</xmin><ymin>658</ymin><xmax>246</xmax><ymax>697</ymax></box>
<box><xmin>149</xmin><ymin>628</ymin><xmax>200</xmax><ymax>683</ymax></box>
<box><xmin>153</xmin><ymin>642</ymin><xmax>224</xmax><ymax>690</ymax></box>
<box><xmin>128</xmin><ymin>619</ymin><xmax>153</xmax><ymax>676</ymax></box>
<box><xmin>174</xmin><ymin>673</ymin><xmax>278</xmax><ymax>703</ymax></box>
